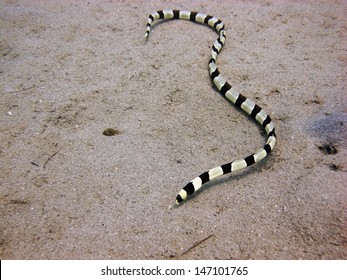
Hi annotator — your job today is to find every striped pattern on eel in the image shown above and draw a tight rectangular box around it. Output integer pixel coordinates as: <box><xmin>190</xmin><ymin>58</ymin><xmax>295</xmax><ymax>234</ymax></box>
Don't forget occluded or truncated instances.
<box><xmin>145</xmin><ymin>10</ymin><xmax>277</xmax><ymax>205</ymax></box>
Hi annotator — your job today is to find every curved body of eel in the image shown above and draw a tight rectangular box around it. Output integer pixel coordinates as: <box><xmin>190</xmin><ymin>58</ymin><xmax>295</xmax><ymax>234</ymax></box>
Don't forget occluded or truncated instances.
<box><xmin>145</xmin><ymin>10</ymin><xmax>276</xmax><ymax>205</ymax></box>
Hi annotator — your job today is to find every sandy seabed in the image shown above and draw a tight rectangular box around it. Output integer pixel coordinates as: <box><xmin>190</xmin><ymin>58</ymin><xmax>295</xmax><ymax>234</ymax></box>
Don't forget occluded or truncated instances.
<box><xmin>0</xmin><ymin>0</ymin><xmax>346</xmax><ymax>259</ymax></box>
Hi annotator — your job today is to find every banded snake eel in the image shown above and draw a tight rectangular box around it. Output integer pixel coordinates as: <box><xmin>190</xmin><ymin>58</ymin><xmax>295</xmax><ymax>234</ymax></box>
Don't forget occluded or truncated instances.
<box><xmin>145</xmin><ymin>10</ymin><xmax>277</xmax><ymax>205</ymax></box>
